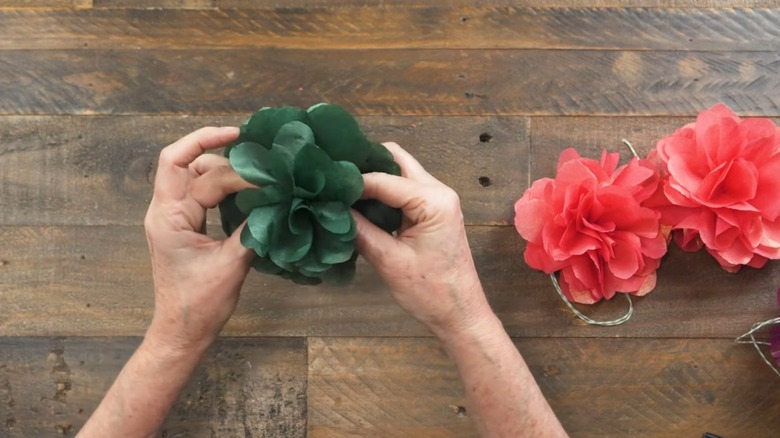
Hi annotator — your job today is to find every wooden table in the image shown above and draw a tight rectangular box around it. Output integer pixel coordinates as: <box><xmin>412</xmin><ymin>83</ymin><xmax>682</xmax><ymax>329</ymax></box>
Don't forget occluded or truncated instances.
<box><xmin>1</xmin><ymin>1</ymin><xmax>780</xmax><ymax>436</ymax></box>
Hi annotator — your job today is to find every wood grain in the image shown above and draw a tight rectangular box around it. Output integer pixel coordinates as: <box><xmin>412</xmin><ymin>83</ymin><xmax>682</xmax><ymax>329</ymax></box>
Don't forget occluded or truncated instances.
<box><xmin>1</xmin><ymin>0</ymin><xmax>773</xmax><ymax>8</ymax></box>
<box><xmin>2</xmin><ymin>49</ymin><xmax>778</xmax><ymax>116</ymax></box>
<box><xmin>2</xmin><ymin>8</ymin><xmax>780</xmax><ymax>51</ymax></box>
<box><xmin>93</xmin><ymin>0</ymin><xmax>215</xmax><ymax>8</ymax></box>
<box><xmin>529</xmin><ymin>116</ymin><xmax>780</xmax><ymax>176</ymax></box>
<box><xmin>1</xmin><ymin>225</ymin><xmax>776</xmax><ymax>338</ymax></box>
<box><xmin>0</xmin><ymin>337</ymin><xmax>306</xmax><ymax>437</ymax></box>
<box><xmin>0</xmin><ymin>115</ymin><xmax>525</xmax><ymax>226</ymax></box>
<box><xmin>0</xmin><ymin>0</ymin><xmax>91</xmax><ymax>8</ymax></box>
<box><xmin>307</xmin><ymin>337</ymin><xmax>471</xmax><ymax>438</ymax></box>
<box><xmin>219</xmin><ymin>0</ymin><xmax>780</xmax><ymax>8</ymax></box>
<box><xmin>530</xmin><ymin>116</ymin><xmax>693</xmax><ymax>180</ymax></box>
<box><xmin>307</xmin><ymin>337</ymin><xmax>780</xmax><ymax>437</ymax></box>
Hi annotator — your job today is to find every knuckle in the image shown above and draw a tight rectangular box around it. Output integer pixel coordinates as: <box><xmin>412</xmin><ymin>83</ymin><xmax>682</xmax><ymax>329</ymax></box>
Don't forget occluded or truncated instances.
<box><xmin>434</xmin><ymin>187</ymin><xmax>464</xmax><ymax>220</ymax></box>
<box><xmin>440</xmin><ymin>187</ymin><xmax>461</xmax><ymax>209</ymax></box>
<box><xmin>157</xmin><ymin>146</ymin><xmax>176</xmax><ymax>167</ymax></box>
<box><xmin>143</xmin><ymin>211</ymin><xmax>156</xmax><ymax>237</ymax></box>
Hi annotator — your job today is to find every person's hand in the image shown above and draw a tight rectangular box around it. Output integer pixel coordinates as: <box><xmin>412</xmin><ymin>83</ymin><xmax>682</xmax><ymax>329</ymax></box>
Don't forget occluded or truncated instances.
<box><xmin>353</xmin><ymin>142</ymin><xmax>493</xmax><ymax>337</ymax></box>
<box><xmin>144</xmin><ymin>126</ymin><xmax>254</xmax><ymax>355</ymax></box>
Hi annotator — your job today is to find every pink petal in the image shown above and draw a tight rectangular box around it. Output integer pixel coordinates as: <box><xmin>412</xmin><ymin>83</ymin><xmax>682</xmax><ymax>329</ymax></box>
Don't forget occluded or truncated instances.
<box><xmin>753</xmin><ymin>156</ymin><xmax>780</xmax><ymax>220</ymax></box>
<box><xmin>695</xmin><ymin>158</ymin><xmax>758</xmax><ymax>207</ymax></box>
<box><xmin>523</xmin><ymin>243</ymin><xmax>565</xmax><ymax>274</ymax></box>
<box><xmin>634</xmin><ymin>272</ymin><xmax>657</xmax><ymax>296</ymax></box>
<box><xmin>515</xmin><ymin>196</ymin><xmax>550</xmax><ymax>243</ymax></box>
<box><xmin>608</xmin><ymin>237</ymin><xmax>642</xmax><ymax>280</ymax></box>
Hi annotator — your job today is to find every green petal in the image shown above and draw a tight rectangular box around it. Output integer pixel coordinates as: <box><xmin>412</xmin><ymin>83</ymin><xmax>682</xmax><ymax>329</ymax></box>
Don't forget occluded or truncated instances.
<box><xmin>218</xmin><ymin>193</ymin><xmax>248</xmax><ymax>237</ymax></box>
<box><xmin>229</xmin><ymin>142</ymin><xmax>293</xmax><ymax>189</ymax></box>
<box><xmin>312</xmin><ymin>213</ymin><xmax>356</xmax><ymax>265</ymax></box>
<box><xmin>273</xmin><ymin>121</ymin><xmax>316</xmax><ymax>156</ymax></box>
<box><xmin>293</xmin><ymin>169</ymin><xmax>325</xmax><ymax>199</ymax></box>
<box><xmin>341</xmin><ymin>213</ymin><xmax>358</xmax><ymax>241</ymax></box>
<box><xmin>364</xmin><ymin>142</ymin><xmax>402</xmax><ymax>175</ymax></box>
<box><xmin>318</xmin><ymin>161</ymin><xmax>363</xmax><ymax>204</ymax></box>
<box><xmin>252</xmin><ymin>256</ymin><xmax>284</xmax><ymax>275</ymax></box>
<box><xmin>316</xmin><ymin>232</ymin><xmax>355</xmax><ymax>264</ymax></box>
<box><xmin>288</xmin><ymin>199</ymin><xmax>314</xmax><ymax>236</ymax></box>
<box><xmin>240</xmin><ymin>224</ymin><xmax>264</xmax><ymax>253</ymax></box>
<box><xmin>319</xmin><ymin>255</ymin><xmax>358</xmax><ymax>285</ymax></box>
<box><xmin>295</xmin><ymin>252</ymin><xmax>331</xmax><ymax>274</ymax></box>
<box><xmin>246</xmin><ymin>204</ymin><xmax>285</xmax><ymax>257</ymax></box>
<box><xmin>236</xmin><ymin>186</ymin><xmax>287</xmax><ymax>213</ymax></box>
<box><xmin>306</xmin><ymin>103</ymin><xmax>372</xmax><ymax>164</ymax></box>
<box><xmin>238</xmin><ymin>106</ymin><xmax>309</xmax><ymax>149</ymax></box>
<box><xmin>270</xmin><ymin>209</ymin><xmax>313</xmax><ymax>264</ymax></box>
<box><xmin>353</xmin><ymin>199</ymin><xmax>402</xmax><ymax>233</ymax></box>
<box><xmin>311</xmin><ymin>201</ymin><xmax>353</xmax><ymax>234</ymax></box>
<box><xmin>292</xmin><ymin>143</ymin><xmax>332</xmax><ymax>196</ymax></box>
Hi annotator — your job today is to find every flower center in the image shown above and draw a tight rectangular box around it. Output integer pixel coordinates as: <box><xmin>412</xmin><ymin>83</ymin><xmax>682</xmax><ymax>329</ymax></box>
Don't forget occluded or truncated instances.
<box><xmin>695</xmin><ymin>157</ymin><xmax>758</xmax><ymax>207</ymax></box>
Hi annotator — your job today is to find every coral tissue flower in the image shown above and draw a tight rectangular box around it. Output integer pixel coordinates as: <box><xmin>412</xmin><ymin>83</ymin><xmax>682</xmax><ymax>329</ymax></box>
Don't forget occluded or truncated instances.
<box><xmin>651</xmin><ymin>104</ymin><xmax>780</xmax><ymax>272</ymax></box>
<box><xmin>515</xmin><ymin>149</ymin><xmax>667</xmax><ymax>304</ymax></box>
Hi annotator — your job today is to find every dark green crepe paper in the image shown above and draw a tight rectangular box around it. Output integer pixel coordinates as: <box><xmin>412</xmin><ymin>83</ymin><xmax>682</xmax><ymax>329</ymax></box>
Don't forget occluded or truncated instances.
<box><xmin>218</xmin><ymin>103</ymin><xmax>402</xmax><ymax>285</ymax></box>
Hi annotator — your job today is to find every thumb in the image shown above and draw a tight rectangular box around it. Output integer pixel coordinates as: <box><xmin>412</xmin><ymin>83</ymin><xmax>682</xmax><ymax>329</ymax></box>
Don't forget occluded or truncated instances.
<box><xmin>352</xmin><ymin>209</ymin><xmax>401</xmax><ymax>267</ymax></box>
<box><xmin>222</xmin><ymin>220</ymin><xmax>255</xmax><ymax>267</ymax></box>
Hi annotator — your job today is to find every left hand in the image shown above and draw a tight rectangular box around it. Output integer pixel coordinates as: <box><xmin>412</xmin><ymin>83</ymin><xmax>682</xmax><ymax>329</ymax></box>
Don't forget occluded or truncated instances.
<box><xmin>144</xmin><ymin>126</ymin><xmax>255</xmax><ymax>355</ymax></box>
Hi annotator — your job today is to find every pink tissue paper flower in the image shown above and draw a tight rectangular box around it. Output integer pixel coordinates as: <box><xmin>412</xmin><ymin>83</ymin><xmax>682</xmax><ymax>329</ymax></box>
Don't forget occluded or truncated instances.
<box><xmin>514</xmin><ymin>148</ymin><xmax>668</xmax><ymax>304</ymax></box>
<box><xmin>649</xmin><ymin>104</ymin><xmax>780</xmax><ymax>272</ymax></box>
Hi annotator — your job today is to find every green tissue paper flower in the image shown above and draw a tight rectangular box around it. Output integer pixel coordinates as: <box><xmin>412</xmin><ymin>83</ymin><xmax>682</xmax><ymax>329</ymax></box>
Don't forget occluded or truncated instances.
<box><xmin>218</xmin><ymin>103</ymin><xmax>402</xmax><ymax>285</ymax></box>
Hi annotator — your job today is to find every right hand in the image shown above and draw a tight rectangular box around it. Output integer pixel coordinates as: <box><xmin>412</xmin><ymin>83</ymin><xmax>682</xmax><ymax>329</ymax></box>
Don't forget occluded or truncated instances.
<box><xmin>353</xmin><ymin>142</ymin><xmax>493</xmax><ymax>336</ymax></box>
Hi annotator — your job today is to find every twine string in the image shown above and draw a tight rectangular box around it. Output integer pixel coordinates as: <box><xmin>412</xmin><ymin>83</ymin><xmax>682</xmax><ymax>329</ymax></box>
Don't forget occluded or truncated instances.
<box><xmin>547</xmin><ymin>138</ymin><xmax>638</xmax><ymax>327</ymax></box>
<box><xmin>622</xmin><ymin>138</ymin><xmax>640</xmax><ymax>158</ymax></box>
<box><xmin>550</xmin><ymin>274</ymin><xmax>634</xmax><ymax>326</ymax></box>
<box><xmin>736</xmin><ymin>316</ymin><xmax>780</xmax><ymax>378</ymax></box>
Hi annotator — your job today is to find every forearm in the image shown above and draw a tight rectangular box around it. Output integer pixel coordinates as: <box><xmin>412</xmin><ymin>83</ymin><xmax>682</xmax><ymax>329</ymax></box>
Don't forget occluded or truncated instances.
<box><xmin>77</xmin><ymin>327</ymin><xmax>206</xmax><ymax>437</ymax></box>
<box><xmin>435</xmin><ymin>294</ymin><xmax>567</xmax><ymax>438</ymax></box>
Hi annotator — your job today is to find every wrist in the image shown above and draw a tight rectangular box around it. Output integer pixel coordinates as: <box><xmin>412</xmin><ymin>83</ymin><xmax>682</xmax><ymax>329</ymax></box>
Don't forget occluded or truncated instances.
<box><xmin>428</xmin><ymin>279</ymin><xmax>499</xmax><ymax>344</ymax></box>
<box><xmin>144</xmin><ymin>315</ymin><xmax>213</xmax><ymax>361</ymax></box>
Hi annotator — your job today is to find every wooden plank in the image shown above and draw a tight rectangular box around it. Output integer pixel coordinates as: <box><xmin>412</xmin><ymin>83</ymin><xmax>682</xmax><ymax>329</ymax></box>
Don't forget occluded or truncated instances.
<box><xmin>219</xmin><ymin>0</ymin><xmax>780</xmax><ymax>8</ymax></box>
<box><xmin>530</xmin><ymin>116</ymin><xmax>693</xmax><ymax>180</ymax></box>
<box><xmin>2</xmin><ymin>49</ymin><xmax>779</xmax><ymax>116</ymax></box>
<box><xmin>0</xmin><ymin>0</ymin><xmax>90</xmax><ymax>8</ymax></box>
<box><xmin>308</xmin><ymin>337</ymin><xmax>471</xmax><ymax>438</ymax></box>
<box><xmin>307</xmin><ymin>337</ymin><xmax>780</xmax><ymax>438</ymax></box>
<box><xmin>2</xmin><ymin>8</ymin><xmax>780</xmax><ymax>51</ymax></box>
<box><xmin>93</xmin><ymin>0</ymin><xmax>215</xmax><ymax>8</ymax></box>
<box><xmin>1</xmin><ymin>225</ymin><xmax>777</xmax><ymax>338</ymax></box>
<box><xmin>0</xmin><ymin>0</ymin><xmax>773</xmax><ymax>10</ymax></box>
<box><xmin>0</xmin><ymin>115</ymin><xmax>525</xmax><ymax>226</ymax></box>
<box><xmin>0</xmin><ymin>337</ymin><xmax>306</xmax><ymax>437</ymax></box>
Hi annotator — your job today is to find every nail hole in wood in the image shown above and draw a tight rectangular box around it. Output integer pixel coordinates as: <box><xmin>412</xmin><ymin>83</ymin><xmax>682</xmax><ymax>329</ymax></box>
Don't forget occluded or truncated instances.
<box><xmin>449</xmin><ymin>405</ymin><xmax>468</xmax><ymax>417</ymax></box>
<box><xmin>478</xmin><ymin>176</ymin><xmax>492</xmax><ymax>187</ymax></box>
<box><xmin>479</xmin><ymin>132</ymin><xmax>492</xmax><ymax>143</ymax></box>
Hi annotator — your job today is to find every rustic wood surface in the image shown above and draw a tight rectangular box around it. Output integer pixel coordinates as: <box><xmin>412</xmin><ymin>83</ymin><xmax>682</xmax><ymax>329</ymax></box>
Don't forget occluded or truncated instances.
<box><xmin>2</xmin><ymin>226</ymin><xmax>778</xmax><ymax>339</ymax></box>
<box><xmin>0</xmin><ymin>337</ymin><xmax>307</xmax><ymax>437</ymax></box>
<box><xmin>1</xmin><ymin>1</ymin><xmax>779</xmax><ymax>436</ymax></box>
<box><xmin>308</xmin><ymin>338</ymin><xmax>780</xmax><ymax>438</ymax></box>
<box><xmin>0</xmin><ymin>115</ymin><xmax>526</xmax><ymax>226</ymax></box>
<box><xmin>2</xmin><ymin>49</ymin><xmax>780</xmax><ymax>116</ymax></box>
<box><xmin>4</xmin><ymin>8</ymin><xmax>780</xmax><ymax>51</ymax></box>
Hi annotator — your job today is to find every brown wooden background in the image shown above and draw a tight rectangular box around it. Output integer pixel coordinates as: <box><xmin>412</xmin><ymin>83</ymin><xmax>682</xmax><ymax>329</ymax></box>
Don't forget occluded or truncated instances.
<box><xmin>1</xmin><ymin>1</ymin><xmax>780</xmax><ymax>437</ymax></box>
